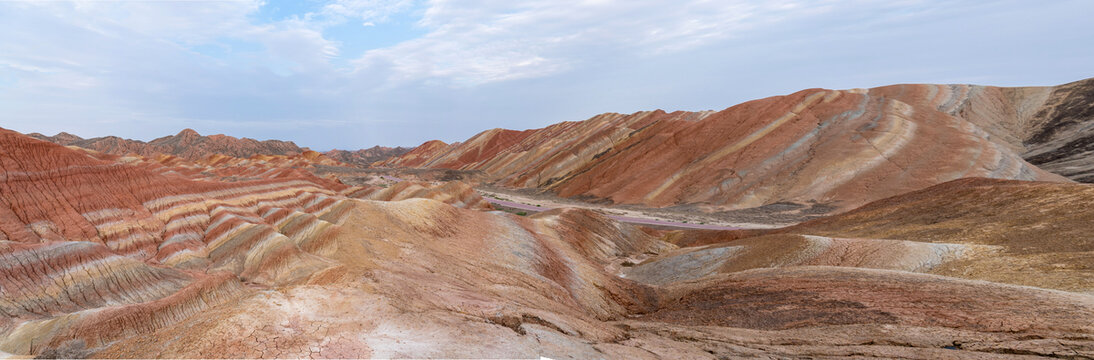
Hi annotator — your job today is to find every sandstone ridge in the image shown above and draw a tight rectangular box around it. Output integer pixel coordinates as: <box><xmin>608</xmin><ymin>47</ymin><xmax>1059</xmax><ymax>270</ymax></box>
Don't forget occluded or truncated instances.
<box><xmin>382</xmin><ymin>79</ymin><xmax>1094</xmax><ymax>210</ymax></box>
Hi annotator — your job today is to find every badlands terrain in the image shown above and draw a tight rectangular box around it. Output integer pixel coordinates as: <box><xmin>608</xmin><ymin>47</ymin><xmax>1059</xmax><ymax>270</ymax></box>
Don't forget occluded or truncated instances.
<box><xmin>2</xmin><ymin>78</ymin><xmax>1094</xmax><ymax>358</ymax></box>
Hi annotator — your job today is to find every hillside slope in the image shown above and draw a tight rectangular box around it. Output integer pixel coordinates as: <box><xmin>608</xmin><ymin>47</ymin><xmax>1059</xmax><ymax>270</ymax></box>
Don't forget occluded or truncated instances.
<box><xmin>4</xmin><ymin>127</ymin><xmax>1093</xmax><ymax>358</ymax></box>
<box><xmin>383</xmin><ymin>82</ymin><xmax>1080</xmax><ymax>210</ymax></box>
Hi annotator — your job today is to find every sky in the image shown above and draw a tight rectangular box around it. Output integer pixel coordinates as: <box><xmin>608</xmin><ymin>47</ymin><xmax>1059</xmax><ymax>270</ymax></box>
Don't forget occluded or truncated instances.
<box><xmin>1</xmin><ymin>0</ymin><xmax>1092</xmax><ymax>150</ymax></box>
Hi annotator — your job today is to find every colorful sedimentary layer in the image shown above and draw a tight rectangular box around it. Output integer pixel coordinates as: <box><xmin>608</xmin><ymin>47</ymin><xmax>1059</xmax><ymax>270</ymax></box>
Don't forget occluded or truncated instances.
<box><xmin>778</xmin><ymin>177</ymin><xmax>1094</xmax><ymax>293</ymax></box>
<box><xmin>1021</xmin><ymin>78</ymin><xmax>1094</xmax><ymax>182</ymax></box>
<box><xmin>657</xmin><ymin>177</ymin><xmax>1094</xmax><ymax>293</ymax></box>
<box><xmin>382</xmin><ymin>80</ymin><xmax>1094</xmax><ymax>210</ymax></box>
<box><xmin>3</xmin><ymin>127</ymin><xmax>1094</xmax><ymax>358</ymax></box>
<box><xmin>0</xmin><ymin>128</ymin><xmax>349</xmax><ymax>354</ymax></box>
<box><xmin>342</xmin><ymin>180</ymin><xmax>493</xmax><ymax>210</ymax></box>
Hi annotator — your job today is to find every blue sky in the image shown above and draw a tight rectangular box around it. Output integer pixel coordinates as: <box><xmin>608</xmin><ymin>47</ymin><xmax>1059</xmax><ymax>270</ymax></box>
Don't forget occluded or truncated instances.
<box><xmin>1</xmin><ymin>0</ymin><xmax>1092</xmax><ymax>150</ymax></box>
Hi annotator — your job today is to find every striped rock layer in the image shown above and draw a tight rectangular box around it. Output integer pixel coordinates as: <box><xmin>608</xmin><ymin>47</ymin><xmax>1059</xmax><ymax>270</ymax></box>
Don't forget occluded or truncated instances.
<box><xmin>0</xmin><ymin>128</ymin><xmax>492</xmax><ymax>355</ymax></box>
<box><xmin>778</xmin><ymin>177</ymin><xmax>1094</xmax><ymax>293</ymax></box>
<box><xmin>3</xmin><ymin>128</ymin><xmax>1094</xmax><ymax>358</ymax></box>
<box><xmin>381</xmin><ymin>80</ymin><xmax>1094</xmax><ymax>210</ymax></box>
<box><xmin>343</xmin><ymin>180</ymin><xmax>494</xmax><ymax>210</ymax></box>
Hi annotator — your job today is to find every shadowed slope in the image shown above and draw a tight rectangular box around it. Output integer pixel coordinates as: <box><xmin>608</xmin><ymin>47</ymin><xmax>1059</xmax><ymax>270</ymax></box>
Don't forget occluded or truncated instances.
<box><xmin>1022</xmin><ymin>78</ymin><xmax>1094</xmax><ymax>181</ymax></box>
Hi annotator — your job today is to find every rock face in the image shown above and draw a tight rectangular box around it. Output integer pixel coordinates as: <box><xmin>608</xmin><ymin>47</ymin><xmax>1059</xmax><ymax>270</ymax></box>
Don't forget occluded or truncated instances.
<box><xmin>324</xmin><ymin>146</ymin><xmax>412</xmax><ymax>167</ymax></box>
<box><xmin>1021</xmin><ymin>78</ymin><xmax>1094</xmax><ymax>182</ymax></box>
<box><xmin>3</xmin><ymin>127</ymin><xmax>1094</xmax><ymax>358</ymax></box>
<box><xmin>382</xmin><ymin>80</ymin><xmax>1094</xmax><ymax>210</ymax></box>
<box><xmin>30</xmin><ymin>128</ymin><xmax>304</xmax><ymax>160</ymax></box>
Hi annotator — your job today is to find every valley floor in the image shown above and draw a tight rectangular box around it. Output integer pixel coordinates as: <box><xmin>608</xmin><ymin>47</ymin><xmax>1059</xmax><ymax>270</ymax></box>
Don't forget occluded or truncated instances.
<box><xmin>476</xmin><ymin>187</ymin><xmax>789</xmax><ymax>230</ymax></box>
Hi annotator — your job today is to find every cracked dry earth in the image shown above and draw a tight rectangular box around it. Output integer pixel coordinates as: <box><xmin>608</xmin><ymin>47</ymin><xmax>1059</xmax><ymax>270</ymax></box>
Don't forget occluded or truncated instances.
<box><xmin>1</xmin><ymin>127</ymin><xmax>1094</xmax><ymax>359</ymax></box>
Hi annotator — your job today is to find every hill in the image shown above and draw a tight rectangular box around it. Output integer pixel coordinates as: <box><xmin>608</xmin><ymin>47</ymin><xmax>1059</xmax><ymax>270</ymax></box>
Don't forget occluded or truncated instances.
<box><xmin>4</xmin><ymin>127</ymin><xmax>1093</xmax><ymax>358</ymax></box>
<box><xmin>382</xmin><ymin>80</ymin><xmax>1094</xmax><ymax>210</ymax></box>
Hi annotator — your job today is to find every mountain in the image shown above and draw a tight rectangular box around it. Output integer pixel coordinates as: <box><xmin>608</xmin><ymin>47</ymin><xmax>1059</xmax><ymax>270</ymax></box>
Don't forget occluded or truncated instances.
<box><xmin>324</xmin><ymin>146</ymin><xmax>412</xmax><ymax>167</ymax></box>
<box><xmin>5</xmin><ymin>126</ymin><xmax>1093</xmax><ymax>358</ymax></box>
<box><xmin>29</xmin><ymin>128</ymin><xmax>305</xmax><ymax>160</ymax></box>
<box><xmin>381</xmin><ymin>80</ymin><xmax>1094</xmax><ymax>210</ymax></box>
<box><xmin>27</xmin><ymin>131</ymin><xmax>83</xmax><ymax>144</ymax></box>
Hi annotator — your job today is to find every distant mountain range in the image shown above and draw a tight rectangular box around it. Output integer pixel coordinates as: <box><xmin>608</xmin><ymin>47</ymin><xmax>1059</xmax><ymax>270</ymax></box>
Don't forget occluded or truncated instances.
<box><xmin>29</xmin><ymin>128</ymin><xmax>304</xmax><ymax>161</ymax></box>
<box><xmin>323</xmin><ymin>146</ymin><xmax>412</xmax><ymax>167</ymax></box>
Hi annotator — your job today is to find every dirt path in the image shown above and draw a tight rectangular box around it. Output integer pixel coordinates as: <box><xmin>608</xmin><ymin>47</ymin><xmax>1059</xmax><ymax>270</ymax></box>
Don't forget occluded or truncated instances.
<box><xmin>371</xmin><ymin>174</ymin><xmax>784</xmax><ymax>230</ymax></box>
<box><xmin>484</xmin><ymin>197</ymin><xmax>746</xmax><ymax>230</ymax></box>
<box><xmin>478</xmin><ymin>189</ymin><xmax>785</xmax><ymax>230</ymax></box>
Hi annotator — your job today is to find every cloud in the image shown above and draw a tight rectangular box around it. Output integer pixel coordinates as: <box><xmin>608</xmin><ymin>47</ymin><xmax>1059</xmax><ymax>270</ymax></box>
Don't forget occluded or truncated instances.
<box><xmin>0</xmin><ymin>0</ymin><xmax>1092</xmax><ymax>149</ymax></box>
<box><xmin>315</xmin><ymin>0</ymin><xmax>415</xmax><ymax>24</ymax></box>
<box><xmin>353</xmin><ymin>0</ymin><xmax>822</xmax><ymax>86</ymax></box>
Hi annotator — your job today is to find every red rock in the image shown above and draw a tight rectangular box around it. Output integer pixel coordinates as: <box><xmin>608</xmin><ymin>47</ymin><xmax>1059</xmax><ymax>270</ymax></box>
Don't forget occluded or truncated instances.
<box><xmin>382</xmin><ymin>81</ymin><xmax>1094</xmax><ymax>211</ymax></box>
<box><xmin>4</xmin><ymin>117</ymin><xmax>1094</xmax><ymax>359</ymax></box>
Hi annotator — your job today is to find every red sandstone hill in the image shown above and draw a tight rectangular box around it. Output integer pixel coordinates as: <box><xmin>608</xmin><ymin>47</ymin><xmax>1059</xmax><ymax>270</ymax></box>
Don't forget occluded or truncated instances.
<box><xmin>381</xmin><ymin>79</ymin><xmax>1094</xmax><ymax>210</ymax></box>
<box><xmin>30</xmin><ymin>128</ymin><xmax>304</xmax><ymax>160</ymax></box>
<box><xmin>323</xmin><ymin>146</ymin><xmax>412</xmax><ymax>167</ymax></box>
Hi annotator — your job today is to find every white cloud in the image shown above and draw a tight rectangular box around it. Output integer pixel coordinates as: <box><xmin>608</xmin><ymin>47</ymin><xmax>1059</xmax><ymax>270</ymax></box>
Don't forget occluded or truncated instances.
<box><xmin>1</xmin><ymin>0</ymin><xmax>1092</xmax><ymax>149</ymax></box>
<box><xmin>315</xmin><ymin>0</ymin><xmax>415</xmax><ymax>24</ymax></box>
<box><xmin>352</xmin><ymin>0</ymin><xmax>818</xmax><ymax>86</ymax></box>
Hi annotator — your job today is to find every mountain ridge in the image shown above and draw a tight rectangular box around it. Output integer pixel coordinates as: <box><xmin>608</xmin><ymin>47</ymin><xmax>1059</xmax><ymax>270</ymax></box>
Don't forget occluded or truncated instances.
<box><xmin>381</xmin><ymin>79</ymin><xmax>1094</xmax><ymax>210</ymax></box>
<box><xmin>29</xmin><ymin>128</ymin><xmax>306</xmax><ymax>161</ymax></box>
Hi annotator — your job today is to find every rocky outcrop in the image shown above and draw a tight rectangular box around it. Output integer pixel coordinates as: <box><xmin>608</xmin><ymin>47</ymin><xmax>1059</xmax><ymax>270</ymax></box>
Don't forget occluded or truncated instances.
<box><xmin>324</xmin><ymin>146</ymin><xmax>412</xmax><ymax>167</ymax></box>
<box><xmin>30</xmin><ymin>128</ymin><xmax>305</xmax><ymax>160</ymax></box>
<box><xmin>383</xmin><ymin>85</ymin><xmax>1070</xmax><ymax>210</ymax></box>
